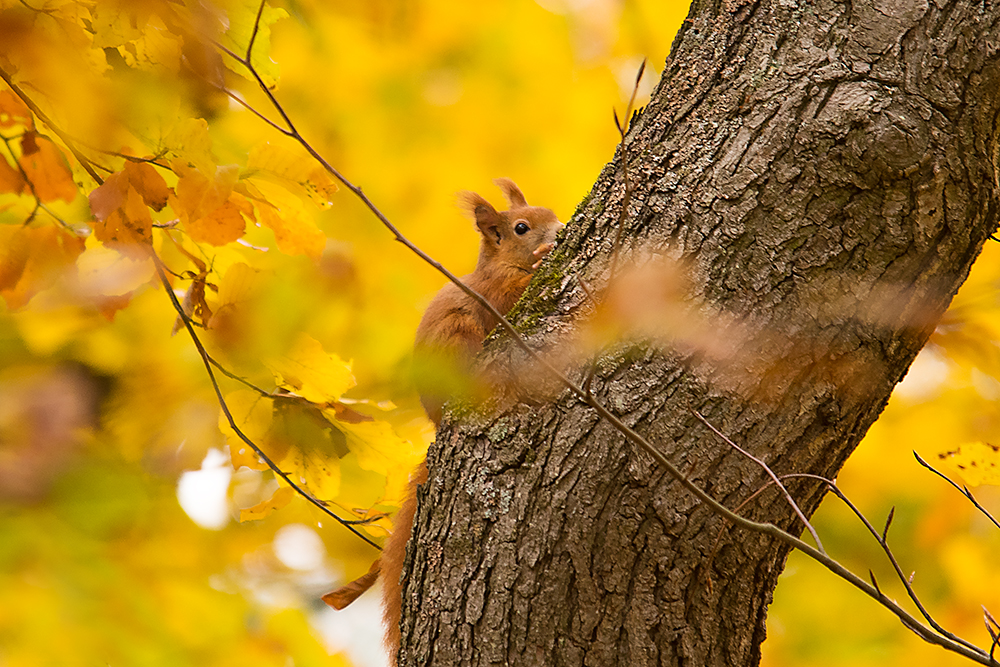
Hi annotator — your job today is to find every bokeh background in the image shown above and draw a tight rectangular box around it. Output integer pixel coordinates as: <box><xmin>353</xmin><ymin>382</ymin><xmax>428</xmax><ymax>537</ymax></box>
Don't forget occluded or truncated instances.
<box><xmin>0</xmin><ymin>1</ymin><xmax>998</xmax><ymax>666</ymax></box>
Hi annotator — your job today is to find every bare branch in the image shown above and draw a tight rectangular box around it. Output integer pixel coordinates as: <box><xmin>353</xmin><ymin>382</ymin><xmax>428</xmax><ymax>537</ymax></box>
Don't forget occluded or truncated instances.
<box><xmin>882</xmin><ymin>506</ymin><xmax>895</xmax><ymax>543</ymax></box>
<box><xmin>914</xmin><ymin>451</ymin><xmax>1000</xmax><ymax>531</ymax></box>
<box><xmin>152</xmin><ymin>251</ymin><xmax>382</xmax><ymax>551</ymax></box>
<box><xmin>692</xmin><ymin>409</ymin><xmax>825</xmax><ymax>554</ymax></box>
<box><xmin>784</xmin><ymin>472</ymin><xmax>984</xmax><ymax>657</ymax></box>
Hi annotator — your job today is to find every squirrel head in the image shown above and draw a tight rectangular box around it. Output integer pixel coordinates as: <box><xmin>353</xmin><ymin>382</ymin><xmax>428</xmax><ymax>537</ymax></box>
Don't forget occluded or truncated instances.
<box><xmin>459</xmin><ymin>178</ymin><xmax>563</xmax><ymax>273</ymax></box>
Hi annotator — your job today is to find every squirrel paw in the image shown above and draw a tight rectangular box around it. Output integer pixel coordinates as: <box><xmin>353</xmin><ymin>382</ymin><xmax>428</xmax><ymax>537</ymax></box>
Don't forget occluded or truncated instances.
<box><xmin>531</xmin><ymin>241</ymin><xmax>556</xmax><ymax>269</ymax></box>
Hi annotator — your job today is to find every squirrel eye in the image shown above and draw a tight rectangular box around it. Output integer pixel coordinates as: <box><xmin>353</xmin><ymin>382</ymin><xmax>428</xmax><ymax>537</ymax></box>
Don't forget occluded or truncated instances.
<box><xmin>514</xmin><ymin>221</ymin><xmax>530</xmax><ymax>235</ymax></box>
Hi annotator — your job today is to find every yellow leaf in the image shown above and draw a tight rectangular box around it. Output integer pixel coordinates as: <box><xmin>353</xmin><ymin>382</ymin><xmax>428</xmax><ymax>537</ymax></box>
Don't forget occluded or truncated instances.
<box><xmin>239</xmin><ymin>178</ymin><xmax>326</xmax><ymax>259</ymax></box>
<box><xmin>220</xmin><ymin>0</ymin><xmax>288</xmax><ymax>88</ymax></box>
<box><xmin>117</xmin><ymin>14</ymin><xmax>183</xmax><ymax>72</ymax></box>
<box><xmin>75</xmin><ymin>240</ymin><xmax>154</xmax><ymax>299</ymax></box>
<box><xmin>279</xmin><ymin>445</ymin><xmax>341</xmax><ymax>501</ymax></box>
<box><xmin>936</xmin><ymin>441</ymin><xmax>1000</xmax><ymax>487</ymax></box>
<box><xmin>257</xmin><ymin>197</ymin><xmax>327</xmax><ymax>260</ymax></box>
<box><xmin>247</xmin><ymin>142</ymin><xmax>339</xmax><ymax>206</ymax></box>
<box><xmin>265</xmin><ymin>334</ymin><xmax>356</xmax><ymax>404</ymax></box>
<box><xmin>165</xmin><ymin>118</ymin><xmax>216</xmax><ymax>176</ymax></box>
<box><xmin>215</xmin><ymin>262</ymin><xmax>264</xmax><ymax>308</ymax></box>
<box><xmin>239</xmin><ymin>485</ymin><xmax>295</xmax><ymax>522</ymax></box>
<box><xmin>335</xmin><ymin>419</ymin><xmax>423</xmax><ymax>507</ymax></box>
<box><xmin>206</xmin><ymin>262</ymin><xmax>266</xmax><ymax>350</ymax></box>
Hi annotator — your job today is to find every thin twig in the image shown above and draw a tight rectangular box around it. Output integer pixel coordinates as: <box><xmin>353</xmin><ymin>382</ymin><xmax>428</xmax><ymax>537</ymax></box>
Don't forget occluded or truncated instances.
<box><xmin>984</xmin><ymin>607</ymin><xmax>1000</xmax><ymax>664</ymax></box>
<box><xmin>783</xmin><ymin>472</ymin><xmax>983</xmax><ymax>656</ymax></box>
<box><xmin>582</xmin><ymin>60</ymin><xmax>646</xmax><ymax>392</ymax></box>
<box><xmin>914</xmin><ymin>452</ymin><xmax>1000</xmax><ymax>531</ymax></box>
<box><xmin>692</xmin><ymin>409</ymin><xmax>825</xmax><ymax>554</ymax></box>
<box><xmin>152</xmin><ymin>251</ymin><xmax>381</xmax><ymax>550</ymax></box>
<box><xmin>607</xmin><ymin>58</ymin><xmax>645</xmax><ymax>284</ymax></box>
<box><xmin>207</xmin><ymin>355</ymin><xmax>273</xmax><ymax>397</ymax></box>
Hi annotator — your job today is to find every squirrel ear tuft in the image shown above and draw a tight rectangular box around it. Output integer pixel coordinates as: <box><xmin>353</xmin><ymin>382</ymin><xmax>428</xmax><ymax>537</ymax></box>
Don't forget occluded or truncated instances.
<box><xmin>458</xmin><ymin>191</ymin><xmax>501</xmax><ymax>238</ymax></box>
<box><xmin>493</xmin><ymin>178</ymin><xmax>528</xmax><ymax>209</ymax></box>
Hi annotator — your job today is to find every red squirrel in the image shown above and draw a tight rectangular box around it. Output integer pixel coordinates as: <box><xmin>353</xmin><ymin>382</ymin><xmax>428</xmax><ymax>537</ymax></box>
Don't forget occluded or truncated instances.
<box><xmin>323</xmin><ymin>179</ymin><xmax>562</xmax><ymax>664</ymax></box>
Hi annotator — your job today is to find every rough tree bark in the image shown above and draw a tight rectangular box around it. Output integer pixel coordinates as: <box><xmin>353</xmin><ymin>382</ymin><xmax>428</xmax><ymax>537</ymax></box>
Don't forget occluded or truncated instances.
<box><xmin>399</xmin><ymin>0</ymin><xmax>1000</xmax><ymax>664</ymax></box>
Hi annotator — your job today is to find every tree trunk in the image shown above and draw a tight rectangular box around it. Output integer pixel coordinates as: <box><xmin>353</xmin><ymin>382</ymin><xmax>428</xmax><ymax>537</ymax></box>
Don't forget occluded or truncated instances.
<box><xmin>400</xmin><ymin>0</ymin><xmax>1000</xmax><ymax>664</ymax></box>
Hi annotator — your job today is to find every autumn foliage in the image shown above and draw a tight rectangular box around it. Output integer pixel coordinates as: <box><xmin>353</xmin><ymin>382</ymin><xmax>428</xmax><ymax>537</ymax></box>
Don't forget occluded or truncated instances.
<box><xmin>0</xmin><ymin>1</ymin><xmax>998</xmax><ymax>666</ymax></box>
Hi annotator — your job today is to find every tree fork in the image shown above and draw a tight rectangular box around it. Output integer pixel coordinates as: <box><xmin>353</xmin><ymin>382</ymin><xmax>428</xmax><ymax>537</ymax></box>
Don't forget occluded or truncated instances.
<box><xmin>400</xmin><ymin>0</ymin><xmax>1000</xmax><ymax>665</ymax></box>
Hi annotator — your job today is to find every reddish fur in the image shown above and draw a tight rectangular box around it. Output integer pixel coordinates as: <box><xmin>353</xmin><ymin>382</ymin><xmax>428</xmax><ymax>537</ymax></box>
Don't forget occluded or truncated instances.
<box><xmin>323</xmin><ymin>180</ymin><xmax>562</xmax><ymax>665</ymax></box>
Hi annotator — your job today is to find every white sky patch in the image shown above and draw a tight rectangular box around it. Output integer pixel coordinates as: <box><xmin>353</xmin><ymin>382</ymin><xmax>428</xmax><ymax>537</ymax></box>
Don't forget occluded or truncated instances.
<box><xmin>894</xmin><ymin>347</ymin><xmax>951</xmax><ymax>402</ymax></box>
<box><xmin>313</xmin><ymin>593</ymin><xmax>390</xmax><ymax>667</ymax></box>
<box><xmin>273</xmin><ymin>523</ymin><xmax>326</xmax><ymax>572</ymax></box>
<box><xmin>177</xmin><ymin>448</ymin><xmax>232</xmax><ymax>530</ymax></box>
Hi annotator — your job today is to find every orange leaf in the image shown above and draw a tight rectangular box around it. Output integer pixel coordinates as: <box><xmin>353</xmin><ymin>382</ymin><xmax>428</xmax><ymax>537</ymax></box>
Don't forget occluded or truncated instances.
<box><xmin>186</xmin><ymin>195</ymin><xmax>248</xmax><ymax>246</ymax></box>
<box><xmin>0</xmin><ymin>90</ymin><xmax>32</xmax><ymax>130</ymax></box>
<box><xmin>239</xmin><ymin>486</ymin><xmax>295</xmax><ymax>522</ymax></box>
<box><xmin>89</xmin><ymin>171</ymin><xmax>153</xmax><ymax>256</ymax></box>
<box><xmin>257</xmin><ymin>201</ymin><xmax>326</xmax><ymax>261</ymax></box>
<box><xmin>18</xmin><ymin>132</ymin><xmax>77</xmax><ymax>203</ymax></box>
<box><xmin>0</xmin><ymin>226</ymin><xmax>30</xmax><ymax>291</ymax></box>
<box><xmin>93</xmin><ymin>293</ymin><xmax>133</xmax><ymax>321</ymax></box>
<box><xmin>0</xmin><ymin>155</ymin><xmax>25</xmax><ymax>195</ymax></box>
<box><xmin>124</xmin><ymin>161</ymin><xmax>170</xmax><ymax>211</ymax></box>
<box><xmin>89</xmin><ymin>170</ymin><xmax>129</xmax><ymax>220</ymax></box>
<box><xmin>173</xmin><ymin>162</ymin><xmax>247</xmax><ymax>245</ymax></box>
